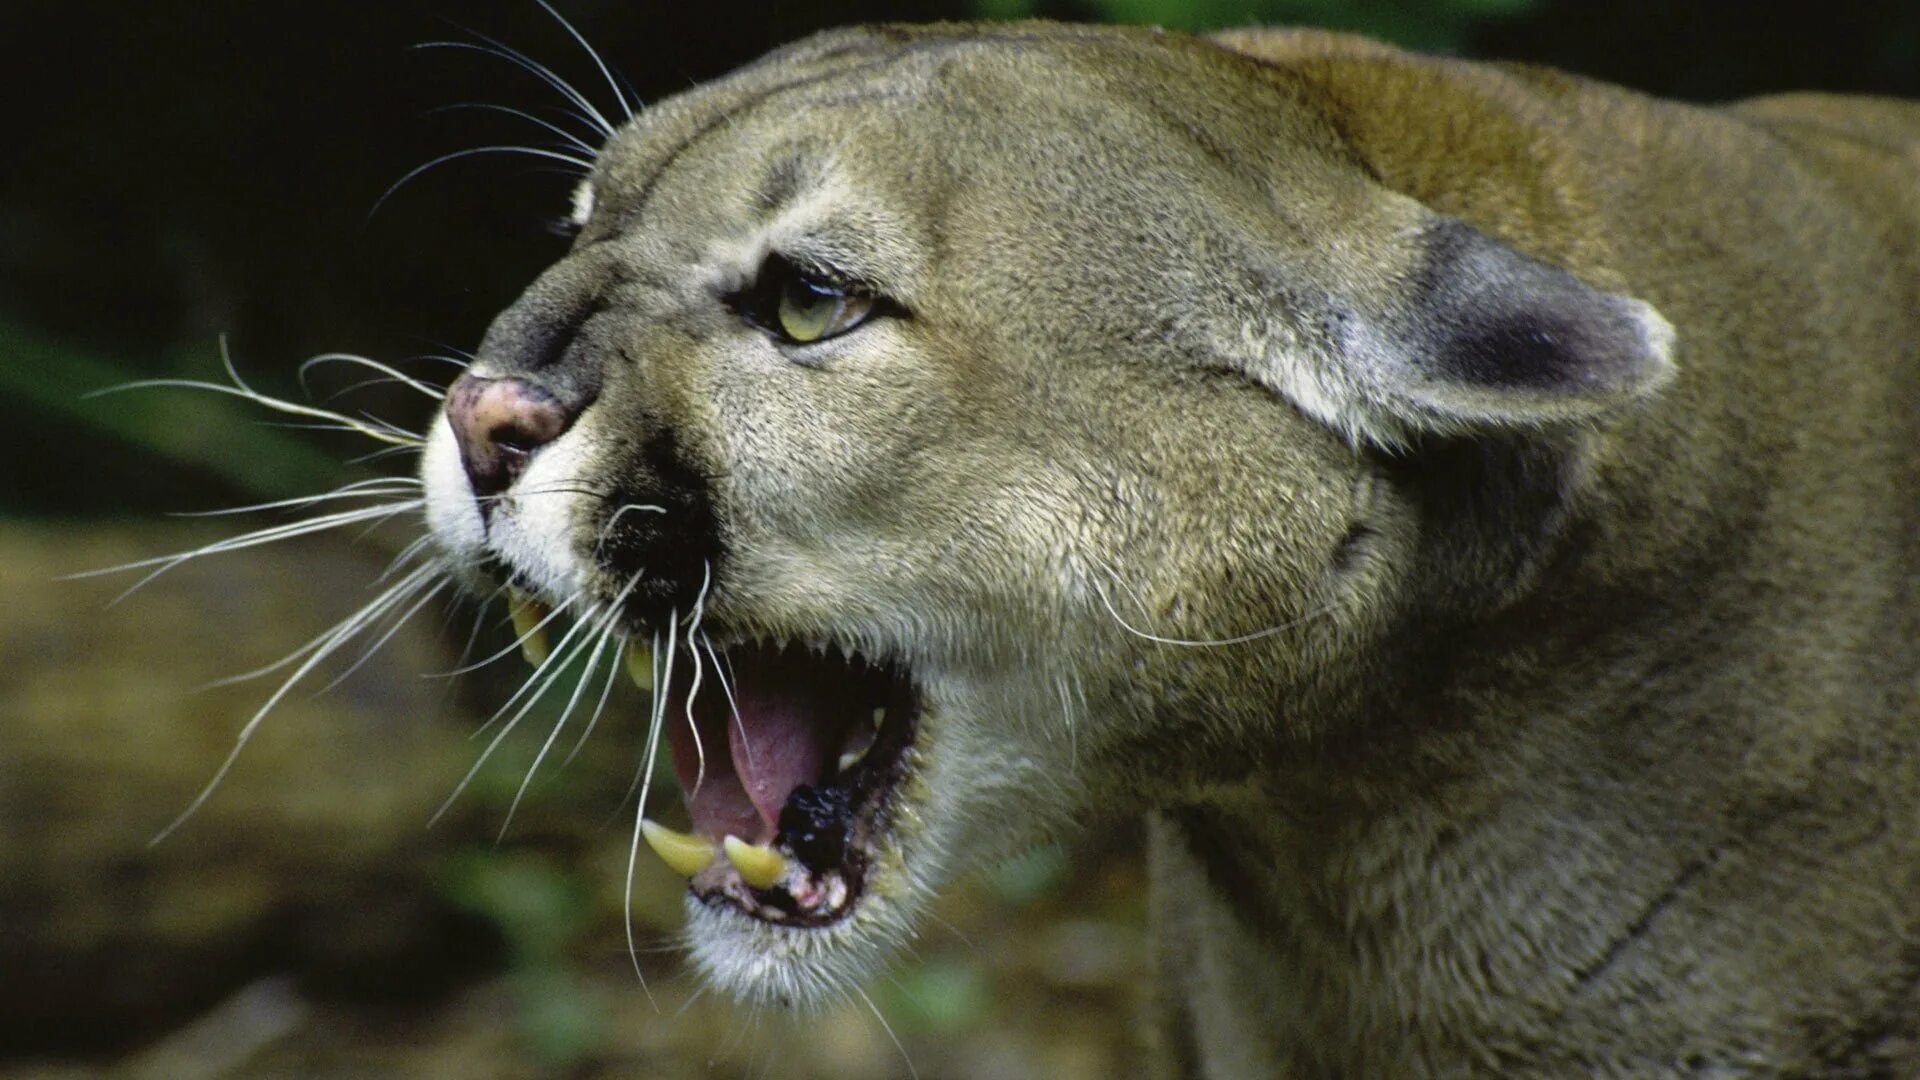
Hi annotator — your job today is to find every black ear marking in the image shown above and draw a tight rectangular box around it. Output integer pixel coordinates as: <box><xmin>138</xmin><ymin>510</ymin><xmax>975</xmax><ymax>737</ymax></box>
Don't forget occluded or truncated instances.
<box><xmin>1387</xmin><ymin>218</ymin><xmax>1676</xmax><ymax>429</ymax></box>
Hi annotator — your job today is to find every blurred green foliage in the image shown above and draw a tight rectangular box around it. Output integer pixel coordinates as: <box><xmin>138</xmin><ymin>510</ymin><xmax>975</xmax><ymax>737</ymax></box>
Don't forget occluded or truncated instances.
<box><xmin>442</xmin><ymin>851</ymin><xmax>606</xmax><ymax>1067</ymax></box>
<box><xmin>0</xmin><ymin>320</ymin><xmax>349</xmax><ymax>511</ymax></box>
<box><xmin>978</xmin><ymin>0</ymin><xmax>1538</xmax><ymax>50</ymax></box>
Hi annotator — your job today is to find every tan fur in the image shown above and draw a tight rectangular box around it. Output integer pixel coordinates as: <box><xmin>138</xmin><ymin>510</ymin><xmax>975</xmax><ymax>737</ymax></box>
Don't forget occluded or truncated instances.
<box><xmin>431</xmin><ymin>23</ymin><xmax>1920</xmax><ymax>1077</ymax></box>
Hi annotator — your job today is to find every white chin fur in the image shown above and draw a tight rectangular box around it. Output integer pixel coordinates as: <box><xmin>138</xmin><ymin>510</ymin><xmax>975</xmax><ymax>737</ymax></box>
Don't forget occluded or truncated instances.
<box><xmin>681</xmin><ymin>887</ymin><xmax>922</xmax><ymax>1010</ymax></box>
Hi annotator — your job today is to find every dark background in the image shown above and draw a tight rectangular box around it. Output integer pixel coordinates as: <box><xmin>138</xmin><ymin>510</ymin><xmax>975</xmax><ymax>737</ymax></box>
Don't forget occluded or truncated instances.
<box><xmin>3</xmin><ymin>2</ymin><xmax>1915</xmax><ymax>1076</ymax></box>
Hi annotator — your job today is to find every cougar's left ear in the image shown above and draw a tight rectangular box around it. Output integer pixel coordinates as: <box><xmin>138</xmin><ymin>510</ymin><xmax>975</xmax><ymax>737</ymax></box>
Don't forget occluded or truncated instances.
<box><xmin>1254</xmin><ymin>214</ymin><xmax>1677</xmax><ymax>447</ymax></box>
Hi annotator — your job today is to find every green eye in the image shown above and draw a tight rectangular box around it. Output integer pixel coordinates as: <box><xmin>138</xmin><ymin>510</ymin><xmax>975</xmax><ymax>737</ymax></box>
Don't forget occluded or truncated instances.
<box><xmin>733</xmin><ymin>254</ymin><xmax>883</xmax><ymax>346</ymax></box>
<box><xmin>777</xmin><ymin>274</ymin><xmax>873</xmax><ymax>344</ymax></box>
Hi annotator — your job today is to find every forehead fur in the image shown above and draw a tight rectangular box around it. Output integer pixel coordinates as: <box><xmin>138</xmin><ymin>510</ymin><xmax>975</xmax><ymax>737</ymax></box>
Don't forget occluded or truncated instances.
<box><xmin>590</xmin><ymin>24</ymin><xmax>1353</xmax><ymax>232</ymax></box>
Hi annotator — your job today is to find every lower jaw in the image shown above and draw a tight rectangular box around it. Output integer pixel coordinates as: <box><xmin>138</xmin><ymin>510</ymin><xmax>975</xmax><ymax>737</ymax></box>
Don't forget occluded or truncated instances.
<box><xmin>501</xmin><ymin>589</ymin><xmax>924</xmax><ymax>929</ymax></box>
<box><xmin>708</xmin><ymin>697</ymin><xmax>917</xmax><ymax>927</ymax></box>
<box><xmin>638</xmin><ymin>640</ymin><xmax>921</xmax><ymax>929</ymax></box>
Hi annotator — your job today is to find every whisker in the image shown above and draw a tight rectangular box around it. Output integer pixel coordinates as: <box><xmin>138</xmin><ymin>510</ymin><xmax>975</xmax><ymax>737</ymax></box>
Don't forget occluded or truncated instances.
<box><xmin>251</xmin><ymin>418</ymin><xmax>427</xmax><ymax>445</ymax></box>
<box><xmin>199</xmin><ymin>548</ymin><xmax>437</xmax><ymax>693</ymax></box>
<box><xmin>496</xmin><ymin>612</ymin><xmax>618</xmax><ymax>840</ymax></box>
<box><xmin>533</xmin><ymin>0</ymin><xmax>635</xmax><ymax>122</ymax></box>
<box><xmin>702</xmin><ymin>635</ymin><xmax>752</xmax><ymax>772</ymax></box>
<box><xmin>85</xmin><ymin>339</ymin><xmax>423</xmax><ymax>448</ymax></box>
<box><xmin>166</xmin><ymin>477</ymin><xmax>421</xmax><ymax>518</ymax></box>
<box><xmin>559</xmin><ymin>624</ymin><xmax>628</xmax><ymax>773</ymax></box>
<box><xmin>598</xmin><ymin>501</ymin><xmax>667</xmax><ymax>553</ymax></box>
<box><xmin>370</xmin><ymin>144</ymin><xmax>594</xmax><ymax>223</ymax></box>
<box><xmin>419</xmin><ymin>37</ymin><xmax>613</xmax><ymax>138</ymax></box>
<box><xmin>313</xmin><ymin>575</ymin><xmax>450</xmax><ymax>696</ymax></box>
<box><xmin>852</xmin><ymin>984</ymin><xmax>919</xmax><ymax>1080</ymax></box>
<box><xmin>373</xmin><ymin>531</ymin><xmax>440</xmax><ymax>585</ymax></box>
<box><xmin>77</xmin><ymin>500</ymin><xmax>424</xmax><ymax>603</ymax></box>
<box><xmin>1090</xmin><ymin>569</ymin><xmax>1337</xmax><ymax>648</ymax></box>
<box><xmin>424</xmin><ymin>591</ymin><xmax>572</xmax><ymax>677</ymax></box>
<box><xmin>499</xmin><ymin>572</ymin><xmax>645</xmax><ymax>838</ymax></box>
<box><xmin>482</xmin><ymin>481</ymin><xmax>614</xmax><ymax>503</ymax></box>
<box><xmin>681</xmin><ymin>563</ymin><xmax>713</xmax><ymax>795</ymax></box>
<box><xmin>150</xmin><ymin>560</ymin><xmax>445</xmax><ymax>845</ymax></box>
<box><xmin>468</xmin><ymin>594</ymin><xmax>600</xmax><ymax>740</ymax></box>
<box><xmin>431</xmin><ymin>598</ymin><xmax>606</xmax><ymax>827</ymax></box>
<box><xmin>624</xmin><ymin>621</ymin><xmax>673</xmax><ymax>1003</ymax></box>
<box><xmin>346</xmin><ymin>444</ymin><xmax>430</xmax><ymax>467</ymax></box>
<box><xmin>299</xmin><ymin>352</ymin><xmax>448</xmax><ymax>401</ymax></box>
<box><xmin>424</xmin><ymin>101</ymin><xmax>600</xmax><ymax>157</ymax></box>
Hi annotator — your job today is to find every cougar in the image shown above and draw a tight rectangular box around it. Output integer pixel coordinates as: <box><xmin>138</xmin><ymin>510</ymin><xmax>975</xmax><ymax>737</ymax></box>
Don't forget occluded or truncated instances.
<box><xmin>173</xmin><ymin>20</ymin><xmax>1920</xmax><ymax>1078</ymax></box>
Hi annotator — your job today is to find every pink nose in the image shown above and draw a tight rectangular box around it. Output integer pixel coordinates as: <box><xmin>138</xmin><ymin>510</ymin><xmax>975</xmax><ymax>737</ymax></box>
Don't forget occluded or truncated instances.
<box><xmin>444</xmin><ymin>374</ymin><xmax>573</xmax><ymax>498</ymax></box>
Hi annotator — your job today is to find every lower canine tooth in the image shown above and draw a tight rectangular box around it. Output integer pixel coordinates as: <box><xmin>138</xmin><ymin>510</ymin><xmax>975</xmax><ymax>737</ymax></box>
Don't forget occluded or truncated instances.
<box><xmin>508</xmin><ymin>590</ymin><xmax>551</xmax><ymax>666</ymax></box>
<box><xmin>641</xmin><ymin>819</ymin><xmax>716</xmax><ymax>879</ymax></box>
<box><xmin>624</xmin><ymin>640</ymin><xmax>655</xmax><ymax>691</ymax></box>
<box><xmin>722</xmin><ymin>835</ymin><xmax>787</xmax><ymax>889</ymax></box>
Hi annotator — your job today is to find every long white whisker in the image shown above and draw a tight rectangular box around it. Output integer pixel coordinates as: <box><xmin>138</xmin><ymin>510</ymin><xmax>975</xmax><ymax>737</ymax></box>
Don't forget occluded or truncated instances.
<box><xmin>624</xmin><ymin>622</ymin><xmax>672</xmax><ymax>1003</ymax></box>
<box><xmin>86</xmin><ymin>341</ymin><xmax>424</xmax><ymax>448</ymax></box>
<box><xmin>78</xmin><ymin>500</ymin><xmax>423</xmax><ymax>602</ymax></box>
<box><xmin>346</xmin><ymin>444</ymin><xmax>430</xmax><ymax>467</ymax></box>
<box><xmin>851</xmin><ymin>984</ymin><xmax>919</xmax><ymax>1080</ymax></box>
<box><xmin>313</xmin><ymin>576</ymin><xmax>449</xmax><ymax>697</ymax></box>
<box><xmin>254</xmin><ymin>418</ymin><xmax>427</xmax><ymax>444</ymax></box>
<box><xmin>681</xmin><ymin>564</ymin><xmax>713</xmax><ymax>795</ymax></box>
<box><xmin>371</xmin><ymin>144</ymin><xmax>593</xmax><ymax>222</ymax></box>
<box><xmin>468</xmin><ymin>595</ymin><xmax>600</xmax><ymax>740</ymax></box>
<box><xmin>201</xmin><ymin>556</ymin><xmax>438</xmax><ymax>691</ymax></box>
<box><xmin>533</xmin><ymin>0</ymin><xmax>634</xmax><ymax>122</ymax></box>
<box><xmin>431</xmin><ymin>599</ymin><xmax>605</xmax><ymax>827</ymax></box>
<box><xmin>419</xmin><ymin>37</ymin><xmax>613</xmax><ymax>137</ymax></box>
<box><xmin>298</xmin><ymin>352</ymin><xmax>447</xmax><ymax>402</ymax></box>
<box><xmin>423</xmin><ymin>593</ymin><xmax>571</xmax><ymax>677</ymax></box>
<box><xmin>1090</xmin><ymin>571</ymin><xmax>1332</xmax><ymax>648</ymax></box>
<box><xmin>373</xmin><ymin>532</ymin><xmax>440</xmax><ymax>585</ymax></box>
<box><xmin>499</xmin><ymin>573</ymin><xmax>644</xmax><ymax>836</ymax></box>
<box><xmin>151</xmin><ymin>561</ymin><xmax>443</xmax><ymax>845</ymax></box>
<box><xmin>560</xmin><ymin>626</ymin><xmax>628</xmax><ymax>772</ymax></box>
<box><xmin>597</xmin><ymin>501</ymin><xmax>668</xmax><ymax>552</ymax></box>
<box><xmin>701</xmin><ymin>636</ymin><xmax>751</xmax><ymax>772</ymax></box>
<box><xmin>496</xmin><ymin>612</ymin><xmax>618</xmax><ymax>840</ymax></box>
<box><xmin>425</xmin><ymin>101</ymin><xmax>600</xmax><ymax>156</ymax></box>
<box><xmin>167</xmin><ymin>478</ymin><xmax>421</xmax><ymax>518</ymax></box>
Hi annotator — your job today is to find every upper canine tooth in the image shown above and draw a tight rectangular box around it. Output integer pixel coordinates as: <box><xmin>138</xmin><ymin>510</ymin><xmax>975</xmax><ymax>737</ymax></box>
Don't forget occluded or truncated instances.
<box><xmin>872</xmin><ymin>707</ymin><xmax>887</xmax><ymax>727</ymax></box>
<box><xmin>641</xmin><ymin>819</ymin><xmax>716</xmax><ymax>879</ymax></box>
<box><xmin>508</xmin><ymin>589</ymin><xmax>551</xmax><ymax>666</ymax></box>
<box><xmin>722</xmin><ymin>835</ymin><xmax>787</xmax><ymax>889</ymax></box>
<box><xmin>624</xmin><ymin>640</ymin><xmax>655</xmax><ymax>691</ymax></box>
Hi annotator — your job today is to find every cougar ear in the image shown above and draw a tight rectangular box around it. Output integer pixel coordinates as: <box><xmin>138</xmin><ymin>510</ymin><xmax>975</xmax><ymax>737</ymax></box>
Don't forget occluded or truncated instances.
<box><xmin>1255</xmin><ymin>215</ymin><xmax>1677</xmax><ymax>447</ymax></box>
<box><xmin>1374</xmin><ymin>218</ymin><xmax>1676</xmax><ymax>432</ymax></box>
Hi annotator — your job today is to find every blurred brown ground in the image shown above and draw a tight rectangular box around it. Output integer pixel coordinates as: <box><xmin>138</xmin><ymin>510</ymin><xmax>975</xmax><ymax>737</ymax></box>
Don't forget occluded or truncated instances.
<box><xmin>0</xmin><ymin>524</ymin><xmax>1149</xmax><ymax>1079</ymax></box>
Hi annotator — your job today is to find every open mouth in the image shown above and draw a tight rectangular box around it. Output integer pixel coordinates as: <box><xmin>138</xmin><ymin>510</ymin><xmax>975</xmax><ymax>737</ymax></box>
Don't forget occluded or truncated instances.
<box><xmin>630</xmin><ymin>636</ymin><xmax>921</xmax><ymax>927</ymax></box>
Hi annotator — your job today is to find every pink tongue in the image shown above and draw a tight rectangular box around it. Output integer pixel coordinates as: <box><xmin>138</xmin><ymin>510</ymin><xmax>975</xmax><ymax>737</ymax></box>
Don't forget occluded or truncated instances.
<box><xmin>667</xmin><ymin>649</ymin><xmax>854</xmax><ymax>845</ymax></box>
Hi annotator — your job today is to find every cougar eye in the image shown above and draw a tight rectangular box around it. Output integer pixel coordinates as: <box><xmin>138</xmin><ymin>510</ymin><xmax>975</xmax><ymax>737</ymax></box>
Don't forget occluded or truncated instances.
<box><xmin>731</xmin><ymin>254</ymin><xmax>880</xmax><ymax>346</ymax></box>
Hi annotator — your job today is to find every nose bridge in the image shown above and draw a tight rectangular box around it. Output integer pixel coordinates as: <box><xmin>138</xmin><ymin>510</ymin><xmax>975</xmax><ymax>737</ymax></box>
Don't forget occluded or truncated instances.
<box><xmin>473</xmin><ymin>248</ymin><xmax>621</xmax><ymax>412</ymax></box>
